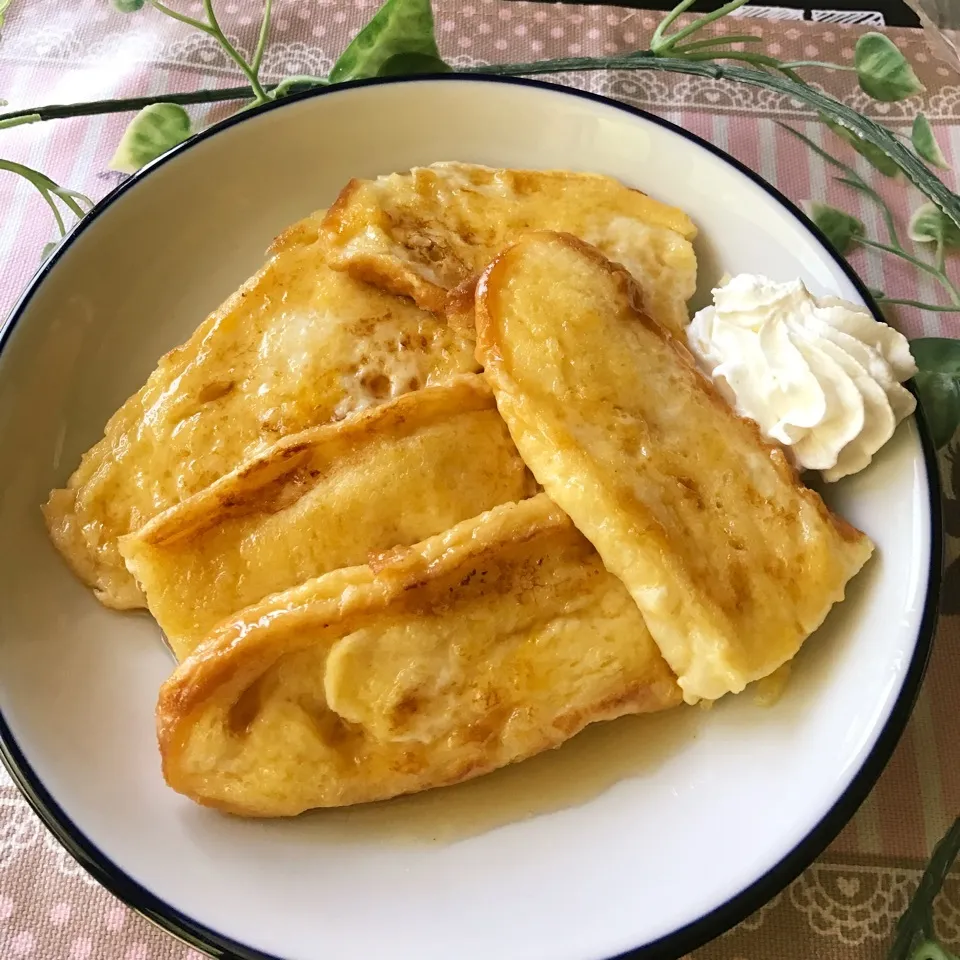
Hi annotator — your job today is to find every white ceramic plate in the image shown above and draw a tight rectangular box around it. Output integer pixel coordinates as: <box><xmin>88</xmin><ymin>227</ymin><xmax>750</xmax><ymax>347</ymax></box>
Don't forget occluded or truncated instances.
<box><xmin>0</xmin><ymin>77</ymin><xmax>941</xmax><ymax>960</ymax></box>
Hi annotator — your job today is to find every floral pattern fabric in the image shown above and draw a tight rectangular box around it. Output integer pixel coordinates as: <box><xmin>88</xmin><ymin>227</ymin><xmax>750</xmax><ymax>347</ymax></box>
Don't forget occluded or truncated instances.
<box><xmin>0</xmin><ymin>2</ymin><xmax>956</xmax><ymax>958</ymax></box>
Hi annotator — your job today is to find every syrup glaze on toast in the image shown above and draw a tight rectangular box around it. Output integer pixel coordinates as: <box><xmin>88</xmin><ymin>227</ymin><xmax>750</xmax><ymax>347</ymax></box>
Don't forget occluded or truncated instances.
<box><xmin>44</xmin><ymin>211</ymin><xmax>477</xmax><ymax>609</ymax></box>
<box><xmin>475</xmin><ymin>232</ymin><xmax>873</xmax><ymax>703</ymax></box>
<box><xmin>157</xmin><ymin>495</ymin><xmax>681</xmax><ymax>816</ymax></box>
<box><xmin>321</xmin><ymin>163</ymin><xmax>697</xmax><ymax>336</ymax></box>
<box><xmin>121</xmin><ymin>377</ymin><xmax>536</xmax><ymax>660</ymax></box>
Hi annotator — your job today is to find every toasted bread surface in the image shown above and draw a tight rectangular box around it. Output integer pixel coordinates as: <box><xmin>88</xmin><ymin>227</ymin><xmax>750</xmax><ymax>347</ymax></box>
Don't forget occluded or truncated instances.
<box><xmin>157</xmin><ymin>495</ymin><xmax>681</xmax><ymax>816</ymax></box>
<box><xmin>121</xmin><ymin>377</ymin><xmax>536</xmax><ymax>660</ymax></box>
<box><xmin>475</xmin><ymin>232</ymin><xmax>874</xmax><ymax>703</ymax></box>
<box><xmin>321</xmin><ymin>163</ymin><xmax>697</xmax><ymax>336</ymax></box>
<box><xmin>44</xmin><ymin>210</ymin><xmax>477</xmax><ymax>609</ymax></box>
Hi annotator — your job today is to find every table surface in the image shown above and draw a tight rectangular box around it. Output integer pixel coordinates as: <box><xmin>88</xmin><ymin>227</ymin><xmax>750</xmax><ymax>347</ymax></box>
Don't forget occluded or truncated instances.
<box><xmin>549</xmin><ymin>0</ymin><xmax>922</xmax><ymax>27</ymax></box>
<box><xmin>0</xmin><ymin>2</ymin><xmax>957</xmax><ymax>959</ymax></box>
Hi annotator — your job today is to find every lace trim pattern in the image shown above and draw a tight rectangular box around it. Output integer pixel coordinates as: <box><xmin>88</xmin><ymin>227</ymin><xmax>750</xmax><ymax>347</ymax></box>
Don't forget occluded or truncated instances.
<box><xmin>2</xmin><ymin>16</ymin><xmax>956</xmax><ymax>121</ymax></box>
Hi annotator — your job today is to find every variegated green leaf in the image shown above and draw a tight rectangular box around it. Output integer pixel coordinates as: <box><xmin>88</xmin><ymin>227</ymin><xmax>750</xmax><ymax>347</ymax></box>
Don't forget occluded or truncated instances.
<box><xmin>109</xmin><ymin>103</ymin><xmax>192</xmax><ymax>174</ymax></box>
<box><xmin>912</xmin><ymin>340</ymin><xmax>960</xmax><ymax>448</ymax></box>
<box><xmin>821</xmin><ymin>114</ymin><xmax>899</xmax><ymax>177</ymax></box>
<box><xmin>908</xmin><ymin>203</ymin><xmax>960</xmax><ymax>248</ymax></box>
<box><xmin>807</xmin><ymin>201</ymin><xmax>864</xmax><ymax>256</ymax></box>
<box><xmin>329</xmin><ymin>0</ymin><xmax>447</xmax><ymax>82</ymax></box>
<box><xmin>911</xmin><ymin>114</ymin><xmax>950</xmax><ymax>169</ymax></box>
<box><xmin>854</xmin><ymin>33</ymin><xmax>924</xmax><ymax>102</ymax></box>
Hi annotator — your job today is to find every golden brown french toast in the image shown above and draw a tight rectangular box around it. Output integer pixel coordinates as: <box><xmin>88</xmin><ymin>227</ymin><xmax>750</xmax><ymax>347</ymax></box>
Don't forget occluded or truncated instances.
<box><xmin>44</xmin><ymin>210</ymin><xmax>477</xmax><ymax>609</ymax></box>
<box><xmin>475</xmin><ymin>232</ymin><xmax>874</xmax><ymax>703</ymax></box>
<box><xmin>321</xmin><ymin>163</ymin><xmax>698</xmax><ymax>336</ymax></box>
<box><xmin>121</xmin><ymin>376</ymin><xmax>536</xmax><ymax>660</ymax></box>
<box><xmin>157</xmin><ymin>495</ymin><xmax>682</xmax><ymax>817</ymax></box>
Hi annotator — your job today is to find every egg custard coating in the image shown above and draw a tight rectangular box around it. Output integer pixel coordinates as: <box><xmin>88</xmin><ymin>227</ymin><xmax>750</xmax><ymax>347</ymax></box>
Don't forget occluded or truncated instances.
<box><xmin>321</xmin><ymin>162</ymin><xmax>698</xmax><ymax>337</ymax></box>
<box><xmin>157</xmin><ymin>495</ymin><xmax>682</xmax><ymax>817</ymax></box>
<box><xmin>121</xmin><ymin>376</ymin><xmax>535</xmax><ymax>660</ymax></box>
<box><xmin>475</xmin><ymin>232</ymin><xmax>873</xmax><ymax>703</ymax></box>
<box><xmin>44</xmin><ymin>210</ymin><xmax>477</xmax><ymax>609</ymax></box>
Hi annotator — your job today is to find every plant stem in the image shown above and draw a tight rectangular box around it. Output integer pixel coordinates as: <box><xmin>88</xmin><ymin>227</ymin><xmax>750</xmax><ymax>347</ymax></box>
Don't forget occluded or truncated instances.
<box><xmin>465</xmin><ymin>56</ymin><xmax>960</xmax><ymax>229</ymax></box>
<box><xmin>780</xmin><ymin>60</ymin><xmax>858</xmax><ymax>71</ymax></box>
<box><xmin>201</xmin><ymin>0</ymin><xmax>270</xmax><ymax>102</ymax></box>
<box><xmin>675</xmin><ymin>50</ymin><xmax>785</xmax><ymax>69</ymax></box>
<box><xmin>0</xmin><ymin>56</ymin><xmax>957</xmax><ymax>233</ymax></box>
<box><xmin>0</xmin><ymin>86</ymin><xmax>266</xmax><ymax>124</ymax></box>
<box><xmin>861</xmin><ymin>238</ymin><xmax>947</xmax><ymax>281</ymax></box>
<box><xmin>658</xmin><ymin>0</ymin><xmax>753</xmax><ymax>51</ymax></box>
<box><xmin>0</xmin><ymin>158</ymin><xmax>58</xmax><ymax>189</ymax></box>
<box><xmin>650</xmin><ymin>0</ymin><xmax>697</xmax><ymax>51</ymax></box>
<box><xmin>0</xmin><ymin>113</ymin><xmax>41</xmax><ymax>129</ymax></box>
<box><xmin>778</xmin><ymin>124</ymin><xmax>905</xmax><ymax>245</ymax></box>
<box><xmin>861</xmin><ymin>237</ymin><xmax>960</xmax><ymax>303</ymax></box>
<box><xmin>876</xmin><ymin>297</ymin><xmax>960</xmax><ymax>311</ymax></box>
<box><xmin>835</xmin><ymin>175</ymin><xmax>901</xmax><ymax>246</ymax></box>
<box><xmin>55</xmin><ymin>188</ymin><xmax>95</xmax><ymax>210</ymax></box>
<box><xmin>251</xmin><ymin>0</ymin><xmax>273</xmax><ymax>78</ymax></box>
<box><xmin>887</xmin><ymin>818</ymin><xmax>960</xmax><ymax>960</ymax></box>
<box><xmin>49</xmin><ymin>186</ymin><xmax>91</xmax><ymax>220</ymax></box>
<box><xmin>0</xmin><ymin>159</ymin><xmax>68</xmax><ymax>235</ymax></box>
<box><xmin>44</xmin><ymin>191</ymin><xmax>67</xmax><ymax>236</ymax></box>
<box><xmin>149</xmin><ymin>0</ymin><xmax>212</xmax><ymax>34</ymax></box>
<box><xmin>908</xmin><ymin>942</ymin><xmax>959</xmax><ymax>960</ymax></box>
<box><xmin>672</xmin><ymin>35</ymin><xmax>763</xmax><ymax>54</ymax></box>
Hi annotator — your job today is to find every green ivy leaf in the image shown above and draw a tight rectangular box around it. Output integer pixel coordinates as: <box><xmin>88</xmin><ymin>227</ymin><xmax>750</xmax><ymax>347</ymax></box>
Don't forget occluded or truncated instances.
<box><xmin>271</xmin><ymin>75</ymin><xmax>328</xmax><ymax>99</ymax></box>
<box><xmin>807</xmin><ymin>201</ymin><xmax>864</xmax><ymax>255</ymax></box>
<box><xmin>887</xmin><ymin>818</ymin><xmax>960</xmax><ymax>960</ymax></box>
<box><xmin>907</xmin><ymin>202</ymin><xmax>960</xmax><ymax>248</ymax></box>
<box><xmin>854</xmin><ymin>32</ymin><xmax>924</xmax><ymax>102</ymax></box>
<box><xmin>377</xmin><ymin>51</ymin><xmax>451</xmax><ymax>76</ymax></box>
<box><xmin>112</xmin><ymin>0</ymin><xmax>146</xmax><ymax>10</ymax></box>
<box><xmin>911</xmin><ymin>339</ymin><xmax>960</xmax><ymax>451</ymax></box>
<box><xmin>0</xmin><ymin>0</ymin><xmax>13</xmax><ymax>29</ymax></box>
<box><xmin>40</xmin><ymin>240</ymin><xmax>58</xmax><ymax>262</ymax></box>
<box><xmin>911</xmin><ymin>114</ymin><xmax>950</xmax><ymax>170</ymax></box>
<box><xmin>821</xmin><ymin>114</ymin><xmax>899</xmax><ymax>178</ymax></box>
<box><xmin>329</xmin><ymin>0</ymin><xmax>447</xmax><ymax>83</ymax></box>
<box><xmin>108</xmin><ymin>103</ymin><xmax>192</xmax><ymax>174</ymax></box>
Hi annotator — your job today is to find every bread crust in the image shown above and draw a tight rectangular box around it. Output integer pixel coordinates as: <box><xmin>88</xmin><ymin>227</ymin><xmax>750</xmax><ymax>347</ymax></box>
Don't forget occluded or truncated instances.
<box><xmin>320</xmin><ymin>163</ymin><xmax>698</xmax><ymax>336</ymax></box>
<box><xmin>157</xmin><ymin>495</ymin><xmax>681</xmax><ymax>817</ymax></box>
<box><xmin>475</xmin><ymin>231</ymin><xmax>873</xmax><ymax>703</ymax></box>
<box><xmin>43</xmin><ymin>209</ymin><xmax>477</xmax><ymax>609</ymax></box>
<box><xmin>120</xmin><ymin>376</ymin><xmax>536</xmax><ymax>659</ymax></box>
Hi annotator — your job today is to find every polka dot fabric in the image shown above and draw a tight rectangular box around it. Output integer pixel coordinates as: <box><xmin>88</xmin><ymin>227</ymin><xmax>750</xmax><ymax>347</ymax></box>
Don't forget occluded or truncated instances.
<box><xmin>0</xmin><ymin>2</ymin><xmax>957</xmax><ymax>959</ymax></box>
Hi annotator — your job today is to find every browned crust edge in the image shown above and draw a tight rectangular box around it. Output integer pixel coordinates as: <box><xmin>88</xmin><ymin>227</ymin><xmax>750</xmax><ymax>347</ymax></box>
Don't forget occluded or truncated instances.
<box><xmin>156</xmin><ymin>493</ymin><xmax>683</xmax><ymax>814</ymax></box>
<box><xmin>320</xmin><ymin>180</ymin><xmax>450</xmax><ymax>313</ymax></box>
<box><xmin>155</xmin><ymin>496</ymin><xmax>576</xmax><ymax>795</ymax></box>
<box><xmin>127</xmin><ymin>374</ymin><xmax>496</xmax><ymax>549</ymax></box>
<box><xmin>474</xmin><ymin>231</ymin><xmax>871</xmax><ymax>549</ymax></box>
<box><xmin>319</xmin><ymin>167</ymin><xmax>698</xmax><ymax>318</ymax></box>
<box><xmin>264</xmin><ymin>208</ymin><xmax>326</xmax><ymax>258</ymax></box>
<box><xmin>43</xmin><ymin>212</ymin><xmax>334</xmax><ymax>605</ymax></box>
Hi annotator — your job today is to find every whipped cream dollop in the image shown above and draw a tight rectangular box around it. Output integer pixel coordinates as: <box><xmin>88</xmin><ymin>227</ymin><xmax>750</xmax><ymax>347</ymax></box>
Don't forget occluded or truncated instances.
<box><xmin>686</xmin><ymin>274</ymin><xmax>917</xmax><ymax>482</ymax></box>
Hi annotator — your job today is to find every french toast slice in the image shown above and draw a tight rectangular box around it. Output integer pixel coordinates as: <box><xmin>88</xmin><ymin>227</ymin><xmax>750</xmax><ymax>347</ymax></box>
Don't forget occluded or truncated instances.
<box><xmin>43</xmin><ymin>210</ymin><xmax>478</xmax><ymax>610</ymax></box>
<box><xmin>475</xmin><ymin>232</ymin><xmax>874</xmax><ymax>703</ymax></box>
<box><xmin>157</xmin><ymin>495</ymin><xmax>682</xmax><ymax>817</ymax></box>
<box><xmin>321</xmin><ymin>163</ymin><xmax>698</xmax><ymax>336</ymax></box>
<box><xmin>121</xmin><ymin>376</ymin><xmax>536</xmax><ymax>660</ymax></box>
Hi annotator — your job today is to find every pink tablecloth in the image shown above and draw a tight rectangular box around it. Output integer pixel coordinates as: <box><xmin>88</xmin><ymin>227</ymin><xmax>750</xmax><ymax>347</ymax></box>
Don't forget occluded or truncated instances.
<box><xmin>0</xmin><ymin>2</ymin><xmax>957</xmax><ymax>958</ymax></box>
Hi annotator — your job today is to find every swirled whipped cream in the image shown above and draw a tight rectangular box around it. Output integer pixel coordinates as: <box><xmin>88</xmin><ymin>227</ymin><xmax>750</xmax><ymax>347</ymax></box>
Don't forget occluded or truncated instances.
<box><xmin>686</xmin><ymin>275</ymin><xmax>917</xmax><ymax>482</ymax></box>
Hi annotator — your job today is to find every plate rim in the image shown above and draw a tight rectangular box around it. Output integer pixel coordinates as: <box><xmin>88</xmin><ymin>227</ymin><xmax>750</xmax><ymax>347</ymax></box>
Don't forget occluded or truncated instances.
<box><xmin>0</xmin><ymin>72</ymin><xmax>944</xmax><ymax>960</ymax></box>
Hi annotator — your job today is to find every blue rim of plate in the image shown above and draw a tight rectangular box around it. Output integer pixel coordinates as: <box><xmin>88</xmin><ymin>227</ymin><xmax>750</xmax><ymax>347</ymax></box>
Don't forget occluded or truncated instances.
<box><xmin>0</xmin><ymin>73</ymin><xmax>944</xmax><ymax>960</ymax></box>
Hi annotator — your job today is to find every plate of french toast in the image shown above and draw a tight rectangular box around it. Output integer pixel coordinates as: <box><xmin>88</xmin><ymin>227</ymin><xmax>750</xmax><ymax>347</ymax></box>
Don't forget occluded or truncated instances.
<box><xmin>0</xmin><ymin>77</ymin><xmax>940</xmax><ymax>960</ymax></box>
